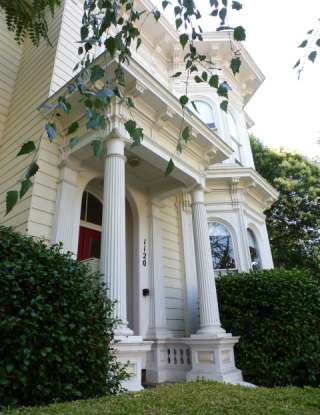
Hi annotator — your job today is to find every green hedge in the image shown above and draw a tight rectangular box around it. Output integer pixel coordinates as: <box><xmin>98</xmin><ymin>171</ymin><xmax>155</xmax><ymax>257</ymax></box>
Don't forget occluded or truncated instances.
<box><xmin>216</xmin><ymin>269</ymin><xmax>320</xmax><ymax>387</ymax></box>
<box><xmin>0</xmin><ymin>227</ymin><xmax>126</xmax><ymax>408</ymax></box>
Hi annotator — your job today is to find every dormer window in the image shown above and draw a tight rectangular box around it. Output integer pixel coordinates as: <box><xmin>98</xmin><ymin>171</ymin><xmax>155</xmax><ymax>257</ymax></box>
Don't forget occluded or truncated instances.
<box><xmin>192</xmin><ymin>100</ymin><xmax>216</xmax><ymax>129</ymax></box>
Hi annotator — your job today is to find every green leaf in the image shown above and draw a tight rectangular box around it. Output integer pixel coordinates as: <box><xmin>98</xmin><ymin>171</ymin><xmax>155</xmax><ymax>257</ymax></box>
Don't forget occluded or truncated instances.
<box><xmin>45</xmin><ymin>123</ymin><xmax>57</xmax><ymax>142</ymax></box>
<box><xmin>171</xmin><ymin>72</ymin><xmax>182</xmax><ymax>78</ymax></box>
<box><xmin>91</xmin><ymin>140</ymin><xmax>102</xmax><ymax>158</ymax></box>
<box><xmin>293</xmin><ymin>59</ymin><xmax>300</xmax><ymax>69</ymax></box>
<box><xmin>105</xmin><ymin>37</ymin><xmax>116</xmax><ymax>57</ymax></box>
<box><xmin>90</xmin><ymin>65</ymin><xmax>105</xmax><ymax>83</ymax></box>
<box><xmin>191</xmin><ymin>101</ymin><xmax>198</xmax><ymax>112</ymax></box>
<box><xmin>181</xmin><ymin>126</ymin><xmax>190</xmax><ymax>142</ymax></box>
<box><xmin>220</xmin><ymin>100</ymin><xmax>228</xmax><ymax>113</ymax></box>
<box><xmin>179</xmin><ymin>33</ymin><xmax>189</xmax><ymax>49</ymax></box>
<box><xmin>217</xmin><ymin>84</ymin><xmax>229</xmax><ymax>98</ymax></box>
<box><xmin>195</xmin><ymin>75</ymin><xmax>203</xmax><ymax>83</ymax></box>
<box><xmin>165</xmin><ymin>158</ymin><xmax>175</xmax><ymax>176</ymax></box>
<box><xmin>202</xmin><ymin>71</ymin><xmax>208</xmax><ymax>81</ymax></box>
<box><xmin>153</xmin><ymin>9</ymin><xmax>161</xmax><ymax>21</ymax></box>
<box><xmin>26</xmin><ymin>161</ymin><xmax>39</xmax><ymax>179</ymax></box>
<box><xmin>58</xmin><ymin>96</ymin><xmax>71</xmax><ymax>113</ymax></box>
<box><xmin>17</xmin><ymin>141</ymin><xmax>36</xmax><ymax>156</ymax></box>
<box><xmin>308</xmin><ymin>51</ymin><xmax>317</xmax><ymax>63</ymax></box>
<box><xmin>230</xmin><ymin>57</ymin><xmax>241</xmax><ymax>75</ymax></box>
<box><xmin>298</xmin><ymin>40</ymin><xmax>308</xmax><ymax>48</ymax></box>
<box><xmin>6</xmin><ymin>191</ymin><xmax>18</xmax><ymax>215</ymax></box>
<box><xmin>234</xmin><ymin>26</ymin><xmax>246</xmax><ymax>41</ymax></box>
<box><xmin>67</xmin><ymin>121</ymin><xmax>79</xmax><ymax>136</ymax></box>
<box><xmin>175</xmin><ymin>18</ymin><xmax>182</xmax><ymax>30</ymax></box>
<box><xmin>162</xmin><ymin>0</ymin><xmax>170</xmax><ymax>9</ymax></box>
<box><xmin>20</xmin><ymin>179</ymin><xmax>33</xmax><ymax>198</ymax></box>
<box><xmin>179</xmin><ymin>95</ymin><xmax>189</xmax><ymax>108</ymax></box>
<box><xmin>316</xmin><ymin>39</ymin><xmax>320</xmax><ymax>47</ymax></box>
<box><xmin>69</xmin><ymin>137</ymin><xmax>80</xmax><ymax>149</ymax></box>
<box><xmin>232</xmin><ymin>1</ymin><xmax>243</xmax><ymax>10</ymax></box>
<box><xmin>209</xmin><ymin>75</ymin><xmax>219</xmax><ymax>88</ymax></box>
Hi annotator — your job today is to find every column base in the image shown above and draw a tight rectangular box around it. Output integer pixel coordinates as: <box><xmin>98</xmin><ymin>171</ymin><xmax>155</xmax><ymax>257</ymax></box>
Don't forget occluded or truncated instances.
<box><xmin>184</xmin><ymin>335</ymin><xmax>243</xmax><ymax>384</ymax></box>
<box><xmin>114</xmin><ymin>336</ymin><xmax>152</xmax><ymax>392</ymax></box>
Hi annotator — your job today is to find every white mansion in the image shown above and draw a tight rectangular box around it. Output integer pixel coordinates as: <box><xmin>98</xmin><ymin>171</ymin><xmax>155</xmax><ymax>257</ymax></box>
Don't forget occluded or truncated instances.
<box><xmin>0</xmin><ymin>0</ymin><xmax>278</xmax><ymax>391</ymax></box>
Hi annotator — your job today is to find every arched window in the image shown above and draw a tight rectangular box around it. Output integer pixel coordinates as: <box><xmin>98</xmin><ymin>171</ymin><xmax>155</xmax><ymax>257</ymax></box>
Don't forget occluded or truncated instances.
<box><xmin>247</xmin><ymin>228</ymin><xmax>261</xmax><ymax>270</ymax></box>
<box><xmin>208</xmin><ymin>222</ymin><xmax>236</xmax><ymax>271</ymax></box>
<box><xmin>192</xmin><ymin>100</ymin><xmax>216</xmax><ymax>129</ymax></box>
<box><xmin>80</xmin><ymin>191</ymin><xmax>103</xmax><ymax>226</ymax></box>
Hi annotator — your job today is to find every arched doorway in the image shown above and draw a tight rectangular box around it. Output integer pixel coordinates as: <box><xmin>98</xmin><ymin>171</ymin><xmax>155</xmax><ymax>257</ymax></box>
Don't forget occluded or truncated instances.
<box><xmin>77</xmin><ymin>187</ymin><xmax>137</xmax><ymax>332</ymax></box>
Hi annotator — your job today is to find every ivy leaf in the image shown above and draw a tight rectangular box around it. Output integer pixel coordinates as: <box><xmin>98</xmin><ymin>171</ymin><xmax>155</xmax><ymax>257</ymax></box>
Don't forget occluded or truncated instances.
<box><xmin>45</xmin><ymin>123</ymin><xmax>57</xmax><ymax>142</ymax></box>
<box><xmin>17</xmin><ymin>141</ymin><xmax>36</xmax><ymax>156</ymax></box>
<box><xmin>58</xmin><ymin>96</ymin><xmax>71</xmax><ymax>113</ymax></box>
<box><xmin>6</xmin><ymin>191</ymin><xmax>19</xmax><ymax>215</ymax></box>
<box><xmin>179</xmin><ymin>95</ymin><xmax>189</xmax><ymax>108</ymax></box>
<box><xmin>165</xmin><ymin>158</ymin><xmax>175</xmax><ymax>176</ymax></box>
<box><xmin>181</xmin><ymin>126</ymin><xmax>190</xmax><ymax>142</ymax></box>
<box><xmin>220</xmin><ymin>100</ymin><xmax>228</xmax><ymax>113</ymax></box>
<box><xmin>202</xmin><ymin>71</ymin><xmax>208</xmax><ymax>81</ymax></box>
<box><xmin>308</xmin><ymin>51</ymin><xmax>317</xmax><ymax>63</ymax></box>
<box><xmin>26</xmin><ymin>161</ymin><xmax>39</xmax><ymax>179</ymax></box>
<box><xmin>80</xmin><ymin>25</ymin><xmax>89</xmax><ymax>41</ymax></box>
<box><xmin>232</xmin><ymin>1</ymin><xmax>242</xmax><ymax>10</ymax></box>
<box><xmin>209</xmin><ymin>75</ymin><xmax>219</xmax><ymax>88</ymax></box>
<box><xmin>171</xmin><ymin>71</ymin><xmax>182</xmax><ymax>78</ymax></box>
<box><xmin>195</xmin><ymin>75</ymin><xmax>203</xmax><ymax>83</ymax></box>
<box><xmin>230</xmin><ymin>57</ymin><xmax>241</xmax><ymax>75</ymax></box>
<box><xmin>91</xmin><ymin>140</ymin><xmax>102</xmax><ymax>158</ymax></box>
<box><xmin>298</xmin><ymin>40</ymin><xmax>308</xmax><ymax>48</ymax></box>
<box><xmin>105</xmin><ymin>37</ymin><xmax>116</xmax><ymax>57</ymax></box>
<box><xmin>153</xmin><ymin>9</ymin><xmax>161</xmax><ymax>21</ymax></box>
<box><xmin>162</xmin><ymin>0</ymin><xmax>170</xmax><ymax>9</ymax></box>
<box><xmin>69</xmin><ymin>137</ymin><xmax>80</xmax><ymax>149</ymax></box>
<box><xmin>234</xmin><ymin>26</ymin><xmax>246</xmax><ymax>41</ymax></box>
<box><xmin>217</xmin><ymin>83</ymin><xmax>229</xmax><ymax>98</ymax></box>
<box><xmin>179</xmin><ymin>33</ymin><xmax>189</xmax><ymax>49</ymax></box>
<box><xmin>67</xmin><ymin>121</ymin><xmax>79</xmax><ymax>136</ymax></box>
<box><xmin>90</xmin><ymin>65</ymin><xmax>105</xmax><ymax>83</ymax></box>
<box><xmin>176</xmin><ymin>18</ymin><xmax>182</xmax><ymax>30</ymax></box>
<box><xmin>125</xmin><ymin>120</ymin><xmax>143</xmax><ymax>146</ymax></box>
<box><xmin>293</xmin><ymin>59</ymin><xmax>300</xmax><ymax>69</ymax></box>
<box><xmin>20</xmin><ymin>179</ymin><xmax>33</xmax><ymax>198</ymax></box>
<box><xmin>316</xmin><ymin>39</ymin><xmax>320</xmax><ymax>47</ymax></box>
<box><xmin>219</xmin><ymin>8</ymin><xmax>227</xmax><ymax>25</ymax></box>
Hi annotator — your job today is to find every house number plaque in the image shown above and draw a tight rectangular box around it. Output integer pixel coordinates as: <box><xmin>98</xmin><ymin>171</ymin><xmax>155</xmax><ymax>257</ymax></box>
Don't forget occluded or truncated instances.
<box><xmin>142</xmin><ymin>239</ymin><xmax>147</xmax><ymax>267</ymax></box>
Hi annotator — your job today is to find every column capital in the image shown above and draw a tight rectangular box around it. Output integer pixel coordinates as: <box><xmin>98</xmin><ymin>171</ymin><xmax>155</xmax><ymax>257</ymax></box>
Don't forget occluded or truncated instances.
<box><xmin>191</xmin><ymin>186</ymin><xmax>206</xmax><ymax>204</ymax></box>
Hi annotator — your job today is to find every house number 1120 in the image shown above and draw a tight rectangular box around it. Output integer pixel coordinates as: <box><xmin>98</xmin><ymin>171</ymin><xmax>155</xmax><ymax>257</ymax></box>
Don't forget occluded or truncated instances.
<box><xmin>142</xmin><ymin>239</ymin><xmax>147</xmax><ymax>267</ymax></box>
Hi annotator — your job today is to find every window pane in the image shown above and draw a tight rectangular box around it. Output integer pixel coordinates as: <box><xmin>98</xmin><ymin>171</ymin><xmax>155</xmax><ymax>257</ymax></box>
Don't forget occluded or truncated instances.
<box><xmin>209</xmin><ymin>223</ymin><xmax>236</xmax><ymax>270</ymax></box>
<box><xmin>193</xmin><ymin>100</ymin><xmax>215</xmax><ymax>129</ymax></box>
<box><xmin>247</xmin><ymin>229</ymin><xmax>261</xmax><ymax>270</ymax></box>
<box><xmin>91</xmin><ymin>238</ymin><xmax>101</xmax><ymax>259</ymax></box>
<box><xmin>86</xmin><ymin>193</ymin><xmax>103</xmax><ymax>225</ymax></box>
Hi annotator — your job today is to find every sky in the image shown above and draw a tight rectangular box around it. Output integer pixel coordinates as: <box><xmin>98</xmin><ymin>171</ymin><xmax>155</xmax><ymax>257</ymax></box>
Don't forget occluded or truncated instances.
<box><xmin>154</xmin><ymin>0</ymin><xmax>320</xmax><ymax>158</ymax></box>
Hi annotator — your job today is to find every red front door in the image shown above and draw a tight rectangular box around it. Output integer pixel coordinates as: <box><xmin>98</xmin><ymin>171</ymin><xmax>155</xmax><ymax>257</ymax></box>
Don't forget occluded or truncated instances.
<box><xmin>77</xmin><ymin>226</ymin><xmax>101</xmax><ymax>261</ymax></box>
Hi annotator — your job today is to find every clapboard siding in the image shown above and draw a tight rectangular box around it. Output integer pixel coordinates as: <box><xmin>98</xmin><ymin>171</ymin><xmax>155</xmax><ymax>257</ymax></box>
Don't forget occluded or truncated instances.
<box><xmin>0</xmin><ymin>14</ymin><xmax>22</xmax><ymax>145</ymax></box>
<box><xmin>0</xmin><ymin>6</ymin><xmax>64</xmax><ymax>231</ymax></box>
<box><xmin>160</xmin><ymin>196</ymin><xmax>186</xmax><ymax>336</ymax></box>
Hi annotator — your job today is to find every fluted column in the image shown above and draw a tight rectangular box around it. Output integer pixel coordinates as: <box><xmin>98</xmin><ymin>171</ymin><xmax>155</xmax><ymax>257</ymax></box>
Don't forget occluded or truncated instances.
<box><xmin>52</xmin><ymin>162</ymin><xmax>80</xmax><ymax>255</ymax></box>
<box><xmin>191</xmin><ymin>188</ymin><xmax>225</xmax><ymax>336</ymax></box>
<box><xmin>100</xmin><ymin>137</ymin><xmax>133</xmax><ymax>337</ymax></box>
<box><xmin>146</xmin><ymin>202</ymin><xmax>170</xmax><ymax>339</ymax></box>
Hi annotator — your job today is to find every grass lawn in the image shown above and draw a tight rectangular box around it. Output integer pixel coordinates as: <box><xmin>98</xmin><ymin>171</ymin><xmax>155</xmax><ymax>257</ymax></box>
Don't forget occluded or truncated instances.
<box><xmin>2</xmin><ymin>382</ymin><xmax>320</xmax><ymax>415</ymax></box>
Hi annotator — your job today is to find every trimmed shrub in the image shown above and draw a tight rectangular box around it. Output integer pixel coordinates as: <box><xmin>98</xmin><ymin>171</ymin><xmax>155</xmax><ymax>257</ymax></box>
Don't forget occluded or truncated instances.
<box><xmin>0</xmin><ymin>227</ymin><xmax>126</xmax><ymax>408</ymax></box>
<box><xmin>216</xmin><ymin>269</ymin><xmax>320</xmax><ymax>387</ymax></box>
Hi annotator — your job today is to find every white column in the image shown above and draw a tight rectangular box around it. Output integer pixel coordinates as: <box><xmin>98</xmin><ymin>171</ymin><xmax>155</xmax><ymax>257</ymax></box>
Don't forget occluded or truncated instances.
<box><xmin>191</xmin><ymin>188</ymin><xmax>225</xmax><ymax>336</ymax></box>
<box><xmin>146</xmin><ymin>202</ymin><xmax>170</xmax><ymax>338</ymax></box>
<box><xmin>52</xmin><ymin>162</ymin><xmax>80</xmax><ymax>255</ymax></box>
<box><xmin>100</xmin><ymin>137</ymin><xmax>133</xmax><ymax>337</ymax></box>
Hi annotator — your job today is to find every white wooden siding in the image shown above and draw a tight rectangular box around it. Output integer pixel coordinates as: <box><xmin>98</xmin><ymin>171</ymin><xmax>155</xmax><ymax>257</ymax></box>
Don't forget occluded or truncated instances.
<box><xmin>160</xmin><ymin>197</ymin><xmax>186</xmax><ymax>336</ymax></box>
<box><xmin>0</xmin><ymin>6</ymin><xmax>64</xmax><ymax>233</ymax></box>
